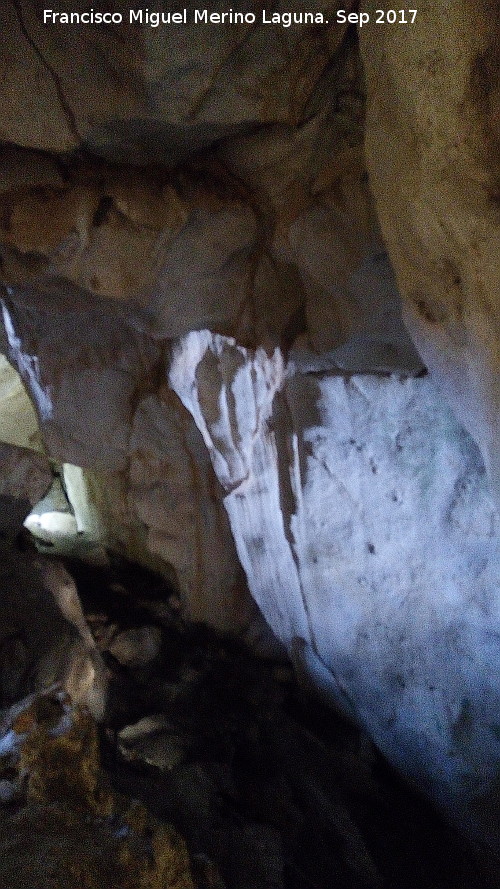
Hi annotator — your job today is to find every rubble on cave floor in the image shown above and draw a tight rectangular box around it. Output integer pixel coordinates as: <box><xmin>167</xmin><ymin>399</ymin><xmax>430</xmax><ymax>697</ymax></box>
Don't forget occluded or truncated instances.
<box><xmin>0</xmin><ymin>686</ymin><xmax>193</xmax><ymax>889</ymax></box>
<box><xmin>1</xmin><ymin>552</ymin><xmax>499</xmax><ymax>889</ymax></box>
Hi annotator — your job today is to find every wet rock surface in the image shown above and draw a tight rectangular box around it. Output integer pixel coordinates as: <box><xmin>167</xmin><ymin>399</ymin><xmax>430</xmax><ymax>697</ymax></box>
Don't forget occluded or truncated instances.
<box><xmin>30</xmin><ymin>555</ymin><xmax>495</xmax><ymax>889</ymax></box>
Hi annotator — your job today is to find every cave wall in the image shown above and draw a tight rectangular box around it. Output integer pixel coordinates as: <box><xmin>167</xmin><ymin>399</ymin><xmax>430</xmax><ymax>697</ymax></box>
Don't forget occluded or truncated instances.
<box><xmin>169</xmin><ymin>330</ymin><xmax>500</xmax><ymax>846</ymax></box>
<box><xmin>0</xmin><ymin>0</ymin><xmax>499</xmax><ymax>847</ymax></box>
<box><xmin>0</xmin><ymin>3</ymin><xmax>420</xmax><ymax>630</ymax></box>
<box><xmin>361</xmin><ymin>0</ymin><xmax>500</xmax><ymax>507</ymax></box>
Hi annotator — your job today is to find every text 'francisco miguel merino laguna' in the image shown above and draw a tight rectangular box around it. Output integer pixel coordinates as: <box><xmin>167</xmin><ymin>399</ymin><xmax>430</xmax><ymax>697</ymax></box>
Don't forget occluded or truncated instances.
<box><xmin>44</xmin><ymin>8</ymin><xmax>335</xmax><ymax>27</ymax></box>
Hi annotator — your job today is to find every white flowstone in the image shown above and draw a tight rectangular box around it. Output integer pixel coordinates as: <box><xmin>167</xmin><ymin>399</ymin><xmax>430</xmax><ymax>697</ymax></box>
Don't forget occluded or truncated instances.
<box><xmin>169</xmin><ymin>332</ymin><xmax>309</xmax><ymax>643</ymax></box>
<box><xmin>169</xmin><ymin>330</ymin><xmax>500</xmax><ymax>847</ymax></box>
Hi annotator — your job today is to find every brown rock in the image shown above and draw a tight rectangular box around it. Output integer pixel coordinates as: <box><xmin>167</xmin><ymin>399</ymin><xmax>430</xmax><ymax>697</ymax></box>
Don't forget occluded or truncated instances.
<box><xmin>0</xmin><ymin>689</ymin><xmax>194</xmax><ymax>889</ymax></box>
<box><xmin>0</xmin><ymin>442</ymin><xmax>52</xmax><ymax>534</ymax></box>
<box><xmin>109</xmin><ymin>626</ymin><xmax>162</xmax><ymax>668</ymax></box>
<box><xmin>360</xmin><ymin>0</ymin><xmax>500</xmax><ymax>504</ymax></box>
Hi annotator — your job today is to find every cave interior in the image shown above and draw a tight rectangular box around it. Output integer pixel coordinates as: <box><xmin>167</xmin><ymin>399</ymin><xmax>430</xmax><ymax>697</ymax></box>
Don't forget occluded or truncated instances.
<box><xmin>0</xmin><ymin>3</ymin><xmax>500</xmax><ymax>888</ymax></box>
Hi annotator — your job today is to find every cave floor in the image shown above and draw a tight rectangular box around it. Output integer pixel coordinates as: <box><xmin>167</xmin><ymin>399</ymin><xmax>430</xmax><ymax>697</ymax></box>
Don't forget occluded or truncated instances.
<box><xmin>63</xmin><ymin>557</ymin><xmax>497</xmax><ymax>889</ymax></box>
<box><xmin>1</xmin><ymin>553</ymin><xmax>498</xmax><ymax>889</ymax></box>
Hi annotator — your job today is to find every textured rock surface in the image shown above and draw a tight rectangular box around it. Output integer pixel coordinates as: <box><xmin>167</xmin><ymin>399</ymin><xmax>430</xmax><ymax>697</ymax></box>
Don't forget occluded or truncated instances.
<box><xmin>0</xmin><ymin>688</ymin><xmax>194</xmax><ymax>889</ymax></box>
<box><xmin>0</xmin><ymin>300</ymin><xmax>250</xmax><ymax>631</ymax></box>
<box><xmin>0</xmin><ymin>441</ymin><xmax>52</xmax><ymax>534</ymax></box>
<box><xmin>169</xmin><ymin>331</ymin><xmax>500</xmax><ymax>846</ymax></box>
<box><xmin>0</xmin><ymin>24</ymin><xmax>419</xmax><ymax>370</ymax></box>
<box><xmin>128</xmin><ymin>387</ymin><xmax>251</xmax><ymax>630</ymax></box>
<box><xmin>0</xmin><ymin>1</ymin><xmax>353</xmax><ymax>158</ymax></box>
<box><xmin>0</xmin><ymin>354</ymin><xmax>43</xmax><ymax>451</ymax></box>
<box><xmin>53</xmin><ymin>574</ymin><xmax>494</xmax><ymax>889</ymax></box>
<box><xmin>360</xmin><ymin>0</ymin><xmax>500</xmax><ymax>505</ymax></box>
<box><xmin>110</xmin><ymin>626</ymin><xmax>162</xmax><ymax>668</ymax></box>
<box><xmin>0</xmin><ymin>11</ymin><xmax>421</xmax><ymax>630</ymax></box>
<box><xmin>0</xmin><ymin>544</ymin><xmax>107</xmax><ymax>717</ymax></box>
<box><xmin>0</xmin><ymin>4</ymin><xmax>499</xmax><ymax>858</ymax></box>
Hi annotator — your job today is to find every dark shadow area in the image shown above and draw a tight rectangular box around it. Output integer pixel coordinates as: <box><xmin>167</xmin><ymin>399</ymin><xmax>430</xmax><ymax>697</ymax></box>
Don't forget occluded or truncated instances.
<box><xmin>55</xmin><ymin>554</ymin><xmax>500</xmax><ymax>889</ymax></box>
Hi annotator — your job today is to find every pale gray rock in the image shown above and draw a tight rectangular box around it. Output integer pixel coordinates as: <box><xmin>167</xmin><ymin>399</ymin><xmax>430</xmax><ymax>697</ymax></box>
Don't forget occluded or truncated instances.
<box><xmin>118</xmin><ymin>714</ymin><xmax>186</xmax><ymax>771</ymax></box>
<box><xmin>360</xmin><ymin>0</ymin><xmax>500</xmax><ymax>507</ymax></box>
<box><xmin>169</xmin><ymin>330</ymin><xmax>500</xmax><ymax>847</ymax></box>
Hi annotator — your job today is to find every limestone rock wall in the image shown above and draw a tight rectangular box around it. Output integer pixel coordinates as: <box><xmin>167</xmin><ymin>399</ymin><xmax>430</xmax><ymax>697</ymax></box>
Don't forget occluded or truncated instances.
<box><xmin>0</xmin><ymin>12</ymin><xmax>419</xmax><ymax>629</ymax></box>
<box><xmin>169</xmin><ymin>330</ymin><xmax>500</xmax><ymax>846</ymax></box>
<box><xmin>0</xmin><ymin>441</ymin><xmax>52</xmax><ymax>535</ymax></box>
<box><xmin>0</xmin><ymin>301</ymin><xmax>249</xmax><ymax>631</ymax></box>
<box><xmin>0</xmin><ymin>354</ymin><xmax>43</xmax><ymax>452</ymax></box>
<box><xmin>0</xmin><ymin>0</ymin><xmax>353</xmax><ymax>160</ymax></box>
<box><xmin>360</xmin><ymin>0</ymin><xmax>500</xmax><ymax>506</ymax></box>
<box><xmin>0</xmin><ymin>16</ymin><xmax>420</xmax><ymax>370</ymax></box>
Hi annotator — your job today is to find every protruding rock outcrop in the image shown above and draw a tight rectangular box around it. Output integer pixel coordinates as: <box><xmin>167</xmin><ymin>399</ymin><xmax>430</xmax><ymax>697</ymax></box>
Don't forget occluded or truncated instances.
<box><xmin>360</xmin><ymin>0</ymin><xmax>500</xmax><ymax>505</ymax></box>
<box><xmin>0</xmin><ymin>441</ymin><xmax>52</xmax><ymax>535</ymax></box>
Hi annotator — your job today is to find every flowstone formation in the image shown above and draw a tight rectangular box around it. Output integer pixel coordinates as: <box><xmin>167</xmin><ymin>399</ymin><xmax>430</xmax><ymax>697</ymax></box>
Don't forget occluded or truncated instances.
<box><xmin>0</xmin><ymin>0</ymin><xmax>499</xmax><ymax>859</ymax></box>
<box><xmin>169</xmin><ymin>331</ymin><xmax>500</xmax><ymax>847</ymax></box>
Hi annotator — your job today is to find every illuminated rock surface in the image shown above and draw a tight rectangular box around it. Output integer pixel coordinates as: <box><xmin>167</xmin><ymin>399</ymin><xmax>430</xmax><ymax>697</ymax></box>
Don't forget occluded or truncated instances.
<box><xmin>169</xmin><ymin>331</ymin><xmax>500</xmax><ymax>845</ymax></box>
